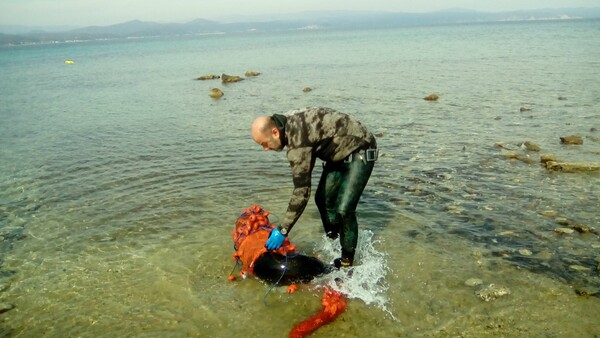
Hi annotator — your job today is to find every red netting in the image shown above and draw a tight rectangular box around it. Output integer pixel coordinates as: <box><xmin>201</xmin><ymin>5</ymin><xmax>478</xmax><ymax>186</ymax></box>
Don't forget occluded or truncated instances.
<box><xmin>231</xmin><ymin>205</ymin><xmax>296</xmax><ymax>277</ymax></box>
<box><xmin>230</xmin><ymin>205</ymin><xmax>347</xmax><ymax>337</ymax></box>
<box><xmin>289</xmin><ymin>288</ymin><xmax>347</xmax><ymax>338</ymax></box>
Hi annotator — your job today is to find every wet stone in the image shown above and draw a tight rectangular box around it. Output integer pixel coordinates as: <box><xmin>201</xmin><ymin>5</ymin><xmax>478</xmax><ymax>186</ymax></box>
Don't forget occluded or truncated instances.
<box><xmin>423</xmin><ymin>93</ymin><xmax>439</xmax><ymax>101</ymax></box>
<box><xmin>522</xmin><ymin>141</ymin><xmax>540</xmax><ymax>152</ymax></box>
<box><xmin>575</xmin><ymin>286</ymin><xmax>600</xmax><ymax>297</ymax></box>
<box><xmin>539</xmin><ymin>210</ymin><xmax>559</xmax><ymax>218</ymax></box>
<box><xmin>518</xmin><ymin>249</ymin><xmax>533</xmax><ymax>256</ymax></box>
<box><xmin>560</xmin><ymin>135</ymin><xmax>583</xmax><ymax>145</ymax></box>
<box><xmin>0</xmin><ymin>303</ymin><xmax>15</xmax><ymax>314</ymax></box>
<box><xmin>464</xmin><ymin>278</ymin><xmax>483</xmax><ymax>287</ymax></box>
<box><xmin>571</xmin><ymin>223</ymin><xmax>595</xmax><ymax>234</ymax></box>
<box><xmin>221</xmin><ymin>73</ymin><xmax>244</xmax><ymax>83</ymax></box>
<box><xmin>195</xmin><ymin>74</ymin><xmax>220</xmax><ymax>80</ymax></box>
<box><xmin>554</xmin><ymin>228</ymin><xmax>575</xmax><ymax>234</ymax></box>
<box><xmin>209</xmin><ymin>88</ymin><xmax>224</xmax><ymax>98</ymax></box>
<box><xmin>244</xmin><ymin>71</ymin><xmax>261</xmax><ymax>77</ymax></box>
<box><xmin>540</xmin><ymin>154</ymin><xmax>557</xmax><ymax>165</ymax></box>
<box><xmin>545</xmin><ymin>161</ymin><xmax>600</xmax><ymax>172</ymax></box>
<box><xmin>476</xmin><ymin>284</ymin><xmax>511</xmax><ymax>302</ymax></box>
<box><xmin>569</xmin><ymin>265</ymin><xmax>591</xmax><ymax>272</ymax></box>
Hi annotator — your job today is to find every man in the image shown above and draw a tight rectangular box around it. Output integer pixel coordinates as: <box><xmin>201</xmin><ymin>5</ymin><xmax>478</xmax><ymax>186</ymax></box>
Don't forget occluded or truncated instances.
<box><xmin>250</xmin><ymin>107</ymin><xmax>377</xmax><ymax>268</ymax></box>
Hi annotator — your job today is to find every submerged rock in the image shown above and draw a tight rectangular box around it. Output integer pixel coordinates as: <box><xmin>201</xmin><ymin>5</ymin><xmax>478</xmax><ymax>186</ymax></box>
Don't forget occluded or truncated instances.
<box><xmin>245</xmin><ymin>71</ymin><xmax>261</xmax><ymax>77</ymax></box>
<box><xmin>545</xmin><ymin>161</ymin><xmax>600</xmax><ymax>173</ymax></box>
<box><xmin>0</xmin><ymin>303</ymin><xmax>14</xmax><ymax>314</ymax></box>
<box><xmin>570</xmin><ymin>265</ymin><xmax>591</xmax><ymax>272</ymax></box>
<box><xmin>518</xmin><ymin>249</ymin><xmax>533</xmax><ymax>256</ymax></box>
<box><xmin>540</xmin><ymin>154</ymin><xmax>557</xmax><ymax>166</ymax></box>
<box><xmin>499</xmin><ymin>149</ymin><xmax>535</xmax><ymax>164</ymax></box>
<box><xmin>575</xmin><ymin>286</ymin><xmax>600</xmax><ymax>297</ymax></box>
<box><xmin>476</xmin><ymin>284</ymin><xmax>511</xmax><ymax>301</ymax></box>
<box><xmin>520</xmin><ymin>106</ymin><xmax>532</xmax><ymax>112</ymax></box>
<box><xmin>465</xmin><ymin>278</ymin><xmax>483</xmax><ymax>287</ymax></box>
<box><xmin>221</xmin><ymin>73</ymin><xmax>244</xmax><ymax>83</ymax></box>
<box><xmin>195</xmin><ymin>74</ymin><xmax>220</xmax><ymax>80</ymax></box>
<box><xmin>522</xmin><ymin>141</ymin><xmax>540</xmax><ymax>152</ymax></box>
<box><xmin>570</xmin><ymin>223</ymin><xmax>595</xmax><ymax>234</ymax></box>
<box><xmin>538</xmin><ymin>210</ymin><xmax>559</xmax><ymax>218</ymax></box>
<box><xmin>423</xmin><ymin>93</ymin><xmax>439</xmax><ymax>101</ymax></box>
<box><xmin>303</xmin><ymin>87</ymin><xmax>312</xmax><ymax>93</ymax></box>
<box><xmin>560</xmin><ymin>135</ymin><xmax>583</xmax><ymax>145</ymax></box>
<box><xmin>209</xmin><ymin>88</ymin><xmax>224</xmax><ymax>98</ymax></box>
<box><xmin>554</xmin><ymin>227</ymin><xmax>575</xmax><ymax>234</ymax></box>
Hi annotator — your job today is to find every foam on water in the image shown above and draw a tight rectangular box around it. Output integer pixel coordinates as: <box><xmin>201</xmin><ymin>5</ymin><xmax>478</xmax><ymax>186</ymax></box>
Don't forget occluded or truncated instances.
<box><xmin>313</xmin><ymin>230</ymin><xmax>394</xmax><ymax>318</ymax></box>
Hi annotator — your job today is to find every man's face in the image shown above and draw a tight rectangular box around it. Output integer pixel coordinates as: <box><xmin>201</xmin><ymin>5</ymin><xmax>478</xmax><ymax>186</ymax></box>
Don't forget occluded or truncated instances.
<box><xmin>253</xmin><ymin>128</ymin><xmax>283</xmax><ymax>151</ymax></box>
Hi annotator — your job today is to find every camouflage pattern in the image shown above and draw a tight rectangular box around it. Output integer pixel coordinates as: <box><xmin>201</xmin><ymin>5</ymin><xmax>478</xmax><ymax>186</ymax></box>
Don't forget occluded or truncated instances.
<box><xmin>277</xmin><ymin>107</ymin><xmax>376</xmax><ymax>233</ymax></box>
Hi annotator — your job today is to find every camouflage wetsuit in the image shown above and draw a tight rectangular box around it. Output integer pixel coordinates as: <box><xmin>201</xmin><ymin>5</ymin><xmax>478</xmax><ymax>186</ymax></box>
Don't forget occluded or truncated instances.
<box><xmin>272</xmin><ymin>107</ymin><xmax>377</xmax><ymax>265</ymax></box>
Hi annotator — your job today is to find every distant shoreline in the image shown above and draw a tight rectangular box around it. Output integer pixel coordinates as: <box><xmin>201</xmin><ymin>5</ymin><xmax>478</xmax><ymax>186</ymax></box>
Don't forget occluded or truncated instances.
<box><xmin>1</xmin><ymin>8</ymin><xmax>599</xmax><ymax>46</ymax></box>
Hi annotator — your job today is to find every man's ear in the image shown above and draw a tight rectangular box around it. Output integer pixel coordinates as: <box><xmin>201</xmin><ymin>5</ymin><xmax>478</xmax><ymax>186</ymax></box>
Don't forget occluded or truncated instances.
<box><xmin>272</xmin><ymin>128</ymin><xmax>279</xmax><ymax>137</ymax></box>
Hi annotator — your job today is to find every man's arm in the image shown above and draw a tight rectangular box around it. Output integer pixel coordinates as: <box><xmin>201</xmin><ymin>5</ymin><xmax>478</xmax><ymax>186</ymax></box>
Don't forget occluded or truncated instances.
<box><xmin>279</xmin><ymin>147</ymin><xmax>315</xmax><ymax>234</ymax></box>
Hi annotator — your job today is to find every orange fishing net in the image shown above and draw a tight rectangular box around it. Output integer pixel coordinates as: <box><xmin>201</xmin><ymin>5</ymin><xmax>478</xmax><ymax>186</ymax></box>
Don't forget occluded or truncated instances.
<box><xmin>289</xmin><ymin>288</ymin><xmax>347</xmax><ymax>338</ymax></box>
<box><xmin>230</xmin><ymin>205</ymin><xmax>347</xmax><ymax>338</ymax></box>
<box><xmin>231</xmin><ymin>204</ymin><xmax>296</xmax><ymax>277</ymax></box>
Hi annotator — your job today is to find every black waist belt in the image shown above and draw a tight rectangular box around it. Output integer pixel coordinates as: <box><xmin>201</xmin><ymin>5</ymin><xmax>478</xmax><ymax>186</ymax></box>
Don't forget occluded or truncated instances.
<box><xmin>344</xmin><ymin>148</ymin><xmax>378</xmax><ymax>164</ymax></box>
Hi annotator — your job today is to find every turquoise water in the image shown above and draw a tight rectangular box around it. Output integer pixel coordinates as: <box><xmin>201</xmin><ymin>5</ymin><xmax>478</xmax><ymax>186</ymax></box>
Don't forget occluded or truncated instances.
<box><xmin>1</xmin><ymin>20</ymin><xmax>599</xmax><ymax>337</ymax></box>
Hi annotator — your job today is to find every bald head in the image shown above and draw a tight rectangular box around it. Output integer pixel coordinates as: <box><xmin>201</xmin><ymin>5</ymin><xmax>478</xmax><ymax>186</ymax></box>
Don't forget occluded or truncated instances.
<box><xmin>251</xmin><ymin>116</ymin><xmax>283</xmax><ymax>151</ymax></box>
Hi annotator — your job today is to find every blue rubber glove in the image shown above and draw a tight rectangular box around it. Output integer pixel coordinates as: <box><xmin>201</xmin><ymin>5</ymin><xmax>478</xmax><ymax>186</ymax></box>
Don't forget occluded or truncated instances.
<box><xmin>265</xmin><ymin>228</ymin><xmax>286</xmax><ymax>251</ymax></box>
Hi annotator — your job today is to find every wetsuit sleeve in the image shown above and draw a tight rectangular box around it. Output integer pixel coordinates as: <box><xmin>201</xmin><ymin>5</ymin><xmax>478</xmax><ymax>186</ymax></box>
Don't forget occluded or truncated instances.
<box><xmin>281</xmin><ymin>147</ymin><xmax>315</xmax><ymax>233</ymax></box>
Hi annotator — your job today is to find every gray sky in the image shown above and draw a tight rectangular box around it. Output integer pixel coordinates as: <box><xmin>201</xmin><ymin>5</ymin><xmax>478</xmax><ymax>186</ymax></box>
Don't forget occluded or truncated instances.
<box><xmin>1</xmin><ymin>0</ymin><xmax>598</xmax><ymax>27</ymax></box>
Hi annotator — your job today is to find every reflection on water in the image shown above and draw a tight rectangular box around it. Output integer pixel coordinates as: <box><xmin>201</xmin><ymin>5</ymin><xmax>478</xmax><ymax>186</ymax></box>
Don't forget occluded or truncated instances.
<box><xmin>1</xmin><ymin>20</ymin><xmax>600</xmax><ymax>337</ymax></box>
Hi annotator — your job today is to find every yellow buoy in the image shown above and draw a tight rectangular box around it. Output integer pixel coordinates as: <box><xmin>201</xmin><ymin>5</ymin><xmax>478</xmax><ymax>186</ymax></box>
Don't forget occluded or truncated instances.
<box><xmin>65</xmin><ymin>60</ymin><xmax>75</xmax><ymax>64</ymax></box>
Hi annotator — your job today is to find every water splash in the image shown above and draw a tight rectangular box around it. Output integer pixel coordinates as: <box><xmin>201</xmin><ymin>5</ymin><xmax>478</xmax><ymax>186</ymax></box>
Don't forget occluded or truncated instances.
<box><xmin>313</xmin><ymin>230</ymin><xmax>395</xmax><ymax>318</ymax></box>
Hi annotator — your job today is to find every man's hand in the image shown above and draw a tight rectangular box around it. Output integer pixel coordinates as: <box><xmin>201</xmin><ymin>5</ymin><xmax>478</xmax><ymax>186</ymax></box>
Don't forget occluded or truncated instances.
<box><xmin>265</xmin><ymin>228</ymin><xmax>286</xmax><ymax>250</ymax></box>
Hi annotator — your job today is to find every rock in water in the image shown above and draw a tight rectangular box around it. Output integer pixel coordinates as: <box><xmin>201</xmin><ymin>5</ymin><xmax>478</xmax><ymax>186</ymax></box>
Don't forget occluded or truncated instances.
<box><xmin>245</xmin><ymin>71</ymin><xmax>261</xmax><ymax>77</ymax></box>
<box><xmin>209</xmin><ymin>88</ymin><xmax>224</xmax><ymax>98</ymax></box>
<box><xmin>195</xmin><ymin>74</ymin><xmax>220</xmax><ymax>80</ymax></box>
<box><xmin>423</xmin><ymin>93</ymin><xmax>439</xmax><ymax>101</ymax></box>
<box><xmin>476</xmin><ymin>284</ymin><xmax>511</xmax><ymax>301</ymax></box>
<box><xmin>560</xmin><ymin>135</ymin><xmax>583</xmax><ymax>145</ymax></box>
<box><xmin>221</xmin><ymin>73</ymin><xmax>244</xmax><ymax>83</ymax></box>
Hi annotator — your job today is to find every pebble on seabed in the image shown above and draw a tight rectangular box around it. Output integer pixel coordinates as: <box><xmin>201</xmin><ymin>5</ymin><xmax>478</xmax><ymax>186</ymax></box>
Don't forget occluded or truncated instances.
<box><xmin>464</xmin><ymin>278</ymin><xmax>483</xmax><ymax>287</ymax></box>
<box><xmin>476</xmin><ymin>284</ymin><xmax>511</xmax><ymax>302</ymax></box>
<box><xmin>518</xmin><ymin>249</ymin><xmax>533</xmax><ymax>256</ymax></box>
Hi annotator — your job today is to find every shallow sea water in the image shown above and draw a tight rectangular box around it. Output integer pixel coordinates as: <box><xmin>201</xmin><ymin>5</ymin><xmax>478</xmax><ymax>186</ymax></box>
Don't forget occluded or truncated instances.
<box><xmin>1</xmin><ymin>19</ymin><xmax>599</xmax><ymax>337</ymax></box>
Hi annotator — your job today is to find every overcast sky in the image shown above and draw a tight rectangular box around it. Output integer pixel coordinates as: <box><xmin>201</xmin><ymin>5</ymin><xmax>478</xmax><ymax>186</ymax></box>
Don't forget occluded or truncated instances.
<box><xmin>1</xmin><ymin>0</ymin><xmax>598</xmax><ymax>27</ymax></box>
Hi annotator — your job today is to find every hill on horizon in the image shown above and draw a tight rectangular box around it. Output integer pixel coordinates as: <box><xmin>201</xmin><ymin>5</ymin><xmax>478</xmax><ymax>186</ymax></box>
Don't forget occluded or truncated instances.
<box><xmin>1</xmin><ymin>7</ymin><xmax>599</xmax><ymax>45</ymax></box>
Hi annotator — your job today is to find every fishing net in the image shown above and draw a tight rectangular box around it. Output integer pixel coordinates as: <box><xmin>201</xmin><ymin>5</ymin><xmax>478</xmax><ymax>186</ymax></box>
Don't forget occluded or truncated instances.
<box><xmin>230</xmin><ymin>204</ymin><xmax>347</xmax><ymax>338</ymax></box>
<box><xmin>231</xmin><ymin>204</ymin><xmax>296</xmax><ymax>277</ymax></box>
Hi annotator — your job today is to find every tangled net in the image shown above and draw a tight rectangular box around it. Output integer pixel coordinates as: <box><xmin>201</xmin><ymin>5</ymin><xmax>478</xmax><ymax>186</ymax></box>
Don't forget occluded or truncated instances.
<box><xmin>231</xmin><ymin>204</ymin><xmax>296</xmax><ymax>278</ymax></box>
<box><xmin>229</xmin><ymin>205</ymin><xmax>347</xmax><ymax>338</ymax></box>
<box><xmin>289</xmin><ymin>288</ymin><xmax>347</xmax><ymax>338</ymax></box>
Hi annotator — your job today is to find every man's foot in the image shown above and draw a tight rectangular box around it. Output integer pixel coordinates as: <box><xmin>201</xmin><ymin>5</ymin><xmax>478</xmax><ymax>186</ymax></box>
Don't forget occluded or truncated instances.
<box><xmin>326</xmin><ymin>231</ymin><xmax>339</xmax><ymax>240</ymax></box>
<box><xmin>333</xmin><ymin>257</ymin><xmax>352</xmax><ymax>269</ymax></box>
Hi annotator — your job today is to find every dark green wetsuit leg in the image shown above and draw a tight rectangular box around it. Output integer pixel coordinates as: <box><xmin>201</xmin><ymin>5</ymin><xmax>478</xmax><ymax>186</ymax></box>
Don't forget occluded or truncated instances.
<box><xmin>315</xmin><ymin>157</ymin><xmax>375</xmax><ymax>265</ymax></box>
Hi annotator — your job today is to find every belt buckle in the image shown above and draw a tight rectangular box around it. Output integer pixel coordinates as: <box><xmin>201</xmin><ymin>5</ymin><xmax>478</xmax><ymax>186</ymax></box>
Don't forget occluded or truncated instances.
<box><xmin>365</xmin><ymin>149</ymin><xmax>378</xmax><ymax>161</ymax></box>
